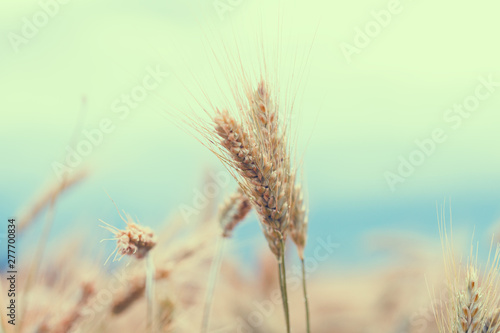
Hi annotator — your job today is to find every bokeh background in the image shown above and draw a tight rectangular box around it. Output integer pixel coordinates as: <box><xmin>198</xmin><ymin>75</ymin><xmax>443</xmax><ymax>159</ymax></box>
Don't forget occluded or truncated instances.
<box><xmin>1</xmin><ymin>0</ymin><xmax>500</xmax><ymax>330</ymax></box>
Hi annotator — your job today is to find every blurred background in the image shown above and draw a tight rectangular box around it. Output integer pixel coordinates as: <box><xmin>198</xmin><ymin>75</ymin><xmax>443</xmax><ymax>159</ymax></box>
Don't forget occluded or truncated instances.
<box><xmin>1</xmin><ymin>0</ymin><xmax>500</xmax><ymax>330</ymax></box>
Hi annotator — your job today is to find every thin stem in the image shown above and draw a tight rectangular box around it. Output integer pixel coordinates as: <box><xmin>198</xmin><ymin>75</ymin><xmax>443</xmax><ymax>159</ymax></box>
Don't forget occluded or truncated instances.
<box><xmin>278</xmin><ymin>237</ymin><xmax>291</xmax><ymax>333</ymax></box>
<box><xmin>201</xmin><ymin>236</ymin><xmax>225</xmax><ymax>333</ymax></box>
<box><xmin>145</xmin><ymin>253</ymin><xmax>155</xmax><ymax>332</ymax></box>
<box><xmin>301</xmin><ymin>258</ymin><xmax>311</xmax><ymax>333</ymax></box>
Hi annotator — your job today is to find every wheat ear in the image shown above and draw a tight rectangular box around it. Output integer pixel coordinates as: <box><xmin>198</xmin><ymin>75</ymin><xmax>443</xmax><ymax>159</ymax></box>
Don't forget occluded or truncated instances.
<box><xmin>213</xmin><ymin>109</ymin><xmax>289</xmax><ymax>257</ymax></box>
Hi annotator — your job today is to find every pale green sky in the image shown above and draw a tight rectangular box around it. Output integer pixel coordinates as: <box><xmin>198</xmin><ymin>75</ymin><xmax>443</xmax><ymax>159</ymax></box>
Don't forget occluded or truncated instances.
<box><xmin>1</xmin><ymin>0</ymin><xmax>499</xmax><ymax>203</ymax></box>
